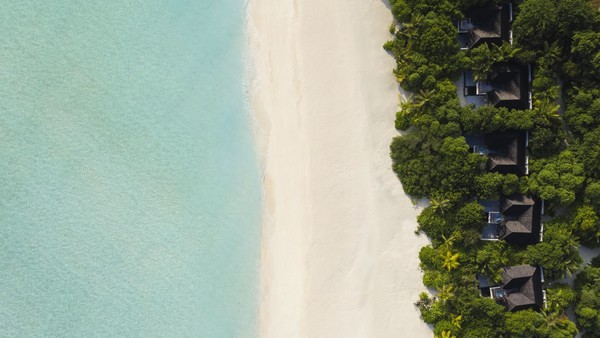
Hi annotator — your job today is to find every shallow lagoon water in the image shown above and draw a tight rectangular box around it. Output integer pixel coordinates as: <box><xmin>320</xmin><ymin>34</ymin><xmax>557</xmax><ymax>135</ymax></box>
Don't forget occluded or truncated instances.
<box><xmin>0</xmin><ymin>1</ymin><xmax>260</xmax><ymax>337</ymax></box>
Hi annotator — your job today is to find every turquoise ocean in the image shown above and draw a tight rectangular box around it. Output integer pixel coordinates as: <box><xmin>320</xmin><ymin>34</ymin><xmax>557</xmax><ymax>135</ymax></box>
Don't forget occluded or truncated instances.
<box><xmin>0</xmin><ymin>1</ymin><xmax>261</xmax><ymax>337</ymax></box>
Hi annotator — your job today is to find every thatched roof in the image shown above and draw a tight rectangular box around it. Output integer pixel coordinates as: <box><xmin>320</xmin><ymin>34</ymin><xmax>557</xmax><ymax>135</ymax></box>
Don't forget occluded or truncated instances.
<box><xmin>498</xmin><ymin>195</ymin><xmax>542</xmax><ymax>245</ymax></box>
<box><xmin>501</xmin><ymin>265</ymin><xmax>544</xmax><ymax>312</ymax></box>
<box><xmin>486</xmin><ymin>62</ymin><xmax>530</xmax><ymax>110</ymax></box>
<box><xmin>484</xmin><ymin>131</ymin><xmax>528</xmax><ymax>176</ymax></box>
<box><xmin>465</xmin><ymin>4</ymin><xmax>511</xmax><ymax>48</ymax></box>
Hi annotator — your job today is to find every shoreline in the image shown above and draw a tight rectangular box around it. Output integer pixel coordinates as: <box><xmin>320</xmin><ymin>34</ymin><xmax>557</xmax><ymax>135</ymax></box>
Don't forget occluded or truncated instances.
<box><xmin>248</xmin><ymin>0</ymin><xmax>433</xmax><ymax>336</ymax></box>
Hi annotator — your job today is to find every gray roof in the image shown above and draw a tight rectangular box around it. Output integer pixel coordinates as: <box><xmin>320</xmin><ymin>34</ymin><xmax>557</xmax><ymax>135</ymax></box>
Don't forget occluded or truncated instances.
<box><xmin>499</xmin><ymin>195</ymin><xmax>542</xmax><ymax>245</ymax></box>
<box><xmin>502</xmin><ymin>264</ymin><xmax>537</xmax><ymax>282</ymax></box>
<box><xmin>484</xmin><ymin>132</ymin><xmax>528</xmax><ymax>176</ymax></box>
<box><xmin>501</xmin><ymin>265</ymin><xmax>544</xmax><ymax>311</ymax></box>
<box><xmin>464</xmin><ymin>4</ymin><xmax>511</xmax><ymax>49</ymax></box>
<box><xmin>486</xmin><ymin>62</ymin><xmax>530</xmax><ymax>110</ymax></box>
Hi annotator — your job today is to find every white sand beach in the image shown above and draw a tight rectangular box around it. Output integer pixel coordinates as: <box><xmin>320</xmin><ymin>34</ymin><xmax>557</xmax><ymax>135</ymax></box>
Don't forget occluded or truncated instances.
<box><xmin>248</xmin><ymin>0</ymin><xmax>432</xmax><ymax>336</ymax></box>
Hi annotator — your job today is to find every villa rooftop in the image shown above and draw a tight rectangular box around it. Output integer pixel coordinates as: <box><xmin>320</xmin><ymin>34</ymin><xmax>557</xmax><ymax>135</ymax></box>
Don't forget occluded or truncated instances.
<box><xmin>501</xmin><ymin>265</ymin><xmax>545</xmax><ymax>311</ymax></box>
<box><xmin>485</xmin><ymin>62</ymin><xmax>531</xmax><ymax>110</ymax></box>
<box><xmin>467</xmin><ymin>131</ymin><xmax>529</xmax><ymax>176</ymax></box>
<box><xmin>458</xmin><ymin>3</ymin><xmax>512</xmax><ymax>49</ymax></box>
<box><xmin>480</xmin><ymin>195</ymin><xmax>543</xmax><ymax>244</ymax></box>
<box><xmin>479</xmin><ymin>265</ymin><xmax>545</xmax><ymax>312</ymax></box>
<box><xmin>486</xmin><ymin>132</ymin><xmax>528</xmax><ymax>175</ymax></box>
<box><xmin>461</xmin><ymin>62</ymin><xmax>532</xmax><ymax>110</ymax></box>
<box><xmin>499</xmin><ymin>195</ymin><xmax>543</xmax><ymax>245</ymax></box>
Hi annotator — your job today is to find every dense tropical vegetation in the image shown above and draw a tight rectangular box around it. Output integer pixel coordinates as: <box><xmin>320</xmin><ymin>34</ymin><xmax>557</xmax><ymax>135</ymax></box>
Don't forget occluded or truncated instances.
<box><xmin>574</xmin><ymin>257</ymin><xmax>600</xmax><ymax>337</ymax></box>
<box><xmin>385</xmin><ymin>0</ymin><xmax>600</xmax><ymax>336</ymax></box>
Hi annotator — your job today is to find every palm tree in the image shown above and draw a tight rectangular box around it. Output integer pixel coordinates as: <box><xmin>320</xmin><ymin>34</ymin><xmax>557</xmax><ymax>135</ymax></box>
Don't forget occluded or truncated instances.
<box><xmin>393</xmin><ymin>68</ymin><xmax>405</xmax><ymax>84</ymax></box>
<box><xmin>544</xmin><ymin>288</ymin><xmax>570</xmax><ymax>314</ymax></box>
<box><xmin>489</xmin><ymin>43</ymin><xmax>521</xmax><ymax>65</ymax></box>
<box><xmin>562</xmin><ymin>234</ymin><xmax>582</xmax><ymax>278</ymax></box>
<box><xmin>413</xmin><ymin>89</ymin><xmax>436</xmax><ymax>113</ymax></box>
<box><xmin>562</xmin><ymin>256</ymin><xmax>581</xmax><ymax>278</ymax></box>
<box><xmin>500</xmin><ymin>43</ymin><xmax>521</xmax><ymax>61</ymax></box>
<box><xmin>477</xmin><ymin>242</ymin><xmax>509</xmax><ymax>282</ymax></box>
<box><xmin>472</xmin><ymin>43</ymin><xmax>521</xmax><ymax>81</ymax></box>
<box><xmin>441</xmin><ymin>233</ymin><xmax>461</xmax><ymax>250</ymax></box>
<box><xmin>397</xmin><ymin>93</ymin><xmax>417</xmax><ymax>125</ymax></box>
<box><xmin>451</xmin><ymin>314</ymin><xmax>463</xmax><ymax>330</ymax></box>
<box><xmin>436</xmin><ymin>330</ymin><xmax>456</xmax><ymax>338</ymax></box>
<box><xmin>398</xmin><ymin>14</ymin><xmax>424</xmax><ymax>41</ymax></box>
<box><xmin>472</xmin><ymin>45</ymin><xmax>494</xmax><ymax>81</ymax></box>
<box><xmin>533</xmin><ymin>85</ymin><xmax>560</xmax><ymax>103</ymax></box>
<box><xmin>437</xmin><ymin>285</ymin><xmax>455</xmax><ymax>303</ymax></box>
<box><xmin>539</xmin><ymin>41</ymin><xmax>562</xmax><ymax>72</ymax></box>
<box><xmin>430</xmin><ymin>195</ymin><xmax>450</xmax><ymax>215</ymax></box>
<box><xmin>535</xmin><ymin>97</ymin><xmax>561</xmax><ymax>125</ymax></box>
<box><xmin>540</xmin><ymin>310</ymin><xmax>574</xmax><ymax>333</ymax></box>
<box><xmin>441</xmin><ymin>250</ymin><xmax>461</xmax><ymax>271</ymax></box>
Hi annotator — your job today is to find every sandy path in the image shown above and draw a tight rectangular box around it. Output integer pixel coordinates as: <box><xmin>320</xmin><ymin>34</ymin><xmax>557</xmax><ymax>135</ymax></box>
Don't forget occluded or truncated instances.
<box><xmin>248</xmin><ymin>0</ymin><xmax>432</xmax><ymax>336</ymax></box>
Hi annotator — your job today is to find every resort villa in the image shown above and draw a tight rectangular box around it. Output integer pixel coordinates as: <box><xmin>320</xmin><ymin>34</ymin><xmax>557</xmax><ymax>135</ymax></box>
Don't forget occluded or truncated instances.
<box><xmin>457</xmin><ymin>2</ymin><xmax>533</xmax><ymax>110</ymax></box>
<box><xmin>456</xmin><ymin>2</ymin><xmax>549</xmax><ymax>314</ymax></box>
<box><xmin>479</xmin><ymin>265</ymin><xmax>546</xmax><ymax>312</ymax></box>
<box><xmin>465</xmin><ymin>131</ymin><xmax>529</xmax><ymax>176</ymax></box>
<box><xmin>480</xmin><ymin>195</ymin><xmax>544</xmax><ymax>244</ymax></box>
<box><xmin>457</xmin><ymin>3</ymin><xmax>513</xmax><ymax>50</ymax></box>
<box><xmin>463</xmin><ymin>62</ymin><xmax>533</xmax><ymax>110</ymax></box>
<box><xmin>468</xmin><ymin>131</ymin><xmax>547</xmax><ymax>310</ymax></box>
<box><xmin>467</xmin><ymin>131</ymin><xmax>529</xmax><ymax>176</ymax></box>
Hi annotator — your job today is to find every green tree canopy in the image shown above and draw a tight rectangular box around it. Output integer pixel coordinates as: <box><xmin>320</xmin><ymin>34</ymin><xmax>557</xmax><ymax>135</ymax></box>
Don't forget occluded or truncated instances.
<box><xmin>555</xmin><ymin>0</ymin><xmax>598</xmax><ymax>46</ymax></box>
<box><xmin>564</xmin><ymin>88</ymin><xmax>600</xmax><ymax>137</ymax></box>
<box><xmin>529</xmin><ymin>122</ymin><xmax>564</xmax><ymax>158</ymax></box>
<box><xmin>546</xmin><ymin>284</ymin><xmax>576</xmax><ymax>314</ymax></box>
<box><xmin>504</xmin><ymin>309</ymin><xmax>548</xmax><ymax>337</ymax></box>
<box><xmin>389</xmin><ymin>0</ymin><xmax>459</xmax><ymax>22</ymax></box>
<box><xmin>386</xmin><ymin>0</ymin><xmax>594</xmax><ymax>334</ymax></box>
<box><xmin>459</xmin><ymin>105</ymin><xmax>535</xmax><ymax>134</ymax></box>
<box><xmin>455</xmin><ymin>296</ymin><xmax>506</xmax><ymax>337</ymax></box>
<box><xmin>453</xmin><ymin>201</ymin><xmax>485</xmax><ymax>229</ymax></box>
<box><xmin>569</xmin><ymin>31</ymin><xmax>600</xmax><ymax>85</ymax></box>
<box><xmin>391</xmin><ymin>132</ymin><xmax>484</xmax><ymax>198</ymax></box>
<box><xmin>513</xmin><ymin>0</ymin><xmax>596</xmax><ymax>52</ymax></box>
<box><xmin>572</xmin><ymin>205</ymin><xmax>600</xmax><ymax>247</ymax></box>
<box><xmin>475</xmin><ymin>241</ymin><xmax>511</xmax><ymax>283</ymax></box>
<box><xmin>504</xmin><ymin>309</ymin><xmax>578</xmax><ymax>337</ymax></box>
<box><xmin>474</xmin><ymin>172</ymin><xmax>522</xmax><ymax>200</ymax></box>
<box><xmin>468</xmin><ymin>43</ymin><xmax>521</xmax><ymax>81</ymax></box>
<box><xmin>584</xmin><ymin>180</ymin><xmax>600</xmax><ymax>211</ymax></box>
<box><xmin>574</xmin><ymin>265</ymin><xmax>600</xmax><ymax>336</ymax></box>
<box><xmin>512</xmin><ymin>0</ymin><xmax>558</xmax><ymax>51</ymax></box>
<box><xmin>528</xmin><ymin>151</ymin><xmax>585</xmax><ymax>206</ymax></box>
<box><xmin>525</xmin><ymin>220</ymin><xmax>583</xmax><ymax>280</ymax></box>
<box><xmin>576</xmin><ymin>128</ymin><xmax>600</xmax><ymax>180</ymax></box>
